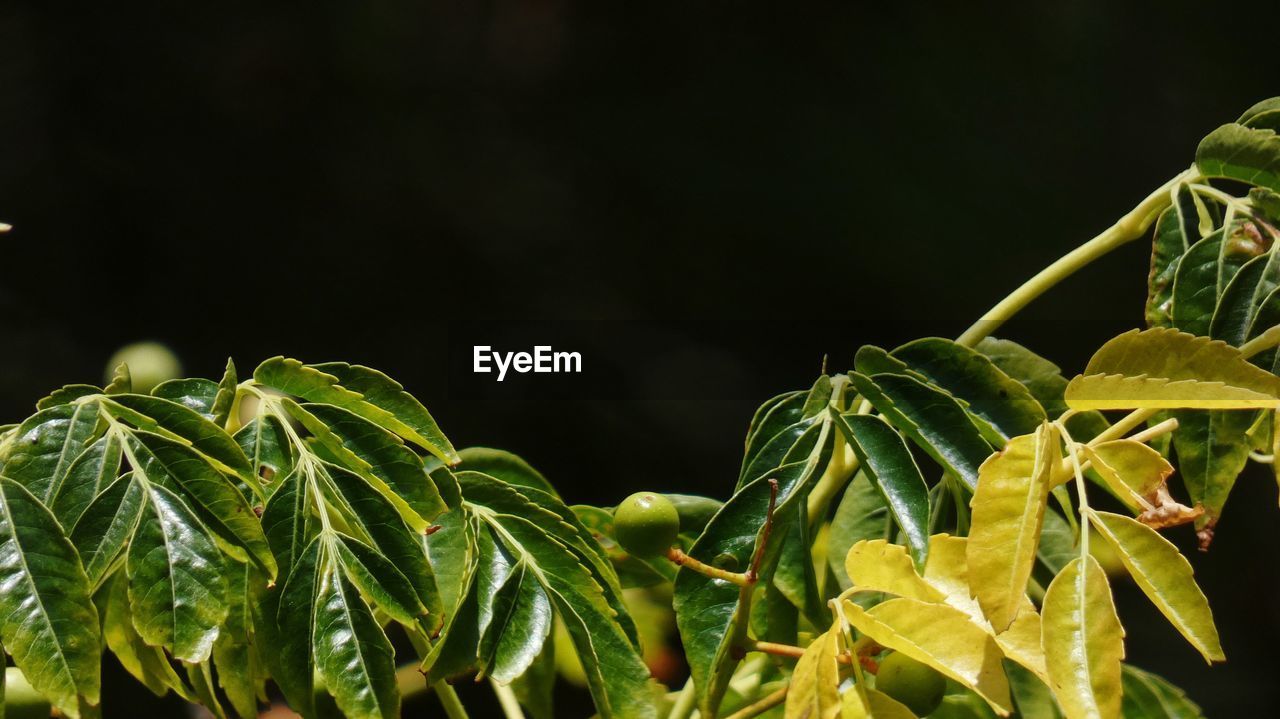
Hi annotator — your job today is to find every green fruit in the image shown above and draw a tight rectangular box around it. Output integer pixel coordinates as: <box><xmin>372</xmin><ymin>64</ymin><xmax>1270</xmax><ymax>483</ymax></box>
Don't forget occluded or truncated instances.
<box><xmin>105</xmin><ymin>341</ymin><xmax>182</xmax><ymax>394</ymax></box>
<box><xmin>5</xmin><ymin>667</ymin><xmax>52</xmax><ymax>719</ymax></box>
<box><xmin>613</xmin><ymin>492</ymin><xmax>680</xmax><ymax>558</ymax></box>
<box><xmin>875</xmin><ymin>651</ymin><xmax>945</xmax><ymax>717</ymax></box>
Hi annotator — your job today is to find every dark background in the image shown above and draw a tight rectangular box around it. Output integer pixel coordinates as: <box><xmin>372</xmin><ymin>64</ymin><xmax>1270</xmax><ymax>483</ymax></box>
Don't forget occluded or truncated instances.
<box><xmin>2</xmin><ymin>2</ymin><xmax>1279</xmax><ymax>715</ymax></box>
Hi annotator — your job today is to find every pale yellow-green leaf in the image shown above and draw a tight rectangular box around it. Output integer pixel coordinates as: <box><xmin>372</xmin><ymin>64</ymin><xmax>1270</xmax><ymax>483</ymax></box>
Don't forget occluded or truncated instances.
<box><xmin>1041</xmin><ymin>556</ymin><xmax>1124</xmax><ymax>719</ymax></box>
<box><xmin>786</xmin><ymin>623</ymin><xmax>841</xmax><ymax>719</ymax></box>
<box><xmin>1079</xmin><ymin>441</ymin><xmax>1172</xmax><ymax>512</ymax></box>
<box><xmin>844</xmin><ymin>540</ymin><xmax>944</xmax><ymax>603</ymax></box>
<box><xmin>841</xmin><ymin>687</ymin><xmax>919</xmax><ymax>719</ymax></box>
<box><xmin>1063</xmin><ymin>374</ymin><xmax>1280</xmax><ymax>410</ymax></box>
<box><xmin>840</xmin><ymin>599</ymin><xmax>1012</xmax><ymax>716</ymax></box>
<box><xmin>847</xmin><ymin>535</ymin><xmax>1049</xmax><ymax>684</ymax></box>
<box><xmin>1081</xmin><ymin>328</ymin><xmax>1280</xmax><ymax>394</ymax></box>
<box><xmin>968</xmin><ymin>423</ymin><xmax>1058</xmax><ymax>631</ymax></box>
<box><xmin>1088</xmin><ymin>511</ymin><xmax>1223</xmax><ymax>663</ymax></box>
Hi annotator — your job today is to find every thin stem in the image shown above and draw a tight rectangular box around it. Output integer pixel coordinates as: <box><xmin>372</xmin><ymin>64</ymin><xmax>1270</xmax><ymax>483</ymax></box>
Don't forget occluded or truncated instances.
<box><xmin>1240</xmin><ymin>324</ymin><xmax>1280</xmax><ymax>359</ymax></box>
<box><xmin>666</xmin><ymin>547</ymin><xmax>750</xmax><ymax>587</ymax></box>
<box><xmin>666</xmin><ymin>677</ymin><xmax>697</xmax><ymax>719</ymax></box>
<box><xmin>1056</xmin><ymin>422</ymin><xmax>1091</xmax><ymax>559</ymax></box>
<box><xmin>724</xmin><ymin>685</ymin><xmax>789</xmax><ymax>719</ymax></box>
<box><xmin>957</xmin><ymin>169</ymin><xmax>1195</xmax><ymax>347</ymax></box>
<box><xmin>491</xmin><ymin>679</ymin><xmax>526</xmax><ymax>719</ymax></box>
<box><xmin>1086</xmin><ymin>407</ymin><xmax>1160</xmax><ymax>444</ymax></box>
<box><xmin>748</xmin><ymin>640</ymin><xmax>852</xmax><ymax>665</ymax></box>
<box><xmin>434</xmin><ymin>682</ymin><xmax>471</xmax><ymax>719</ymax></box>
<box><xmin>805</xmin><ymin>432</ymin><xmax>860</xmax><ymax>526</ymax></box>
<box><xmin>747</xmin><ymin>478</ymin><xmax>779</xmax><ymax>582</ymax></box>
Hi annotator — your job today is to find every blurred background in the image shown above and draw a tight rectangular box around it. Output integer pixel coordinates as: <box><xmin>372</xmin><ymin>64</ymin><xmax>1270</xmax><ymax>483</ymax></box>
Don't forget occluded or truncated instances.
<box><xmin>2</xmin><ymin>1</ymin><xmax>1279</xmax><ymax>715</ymax></box>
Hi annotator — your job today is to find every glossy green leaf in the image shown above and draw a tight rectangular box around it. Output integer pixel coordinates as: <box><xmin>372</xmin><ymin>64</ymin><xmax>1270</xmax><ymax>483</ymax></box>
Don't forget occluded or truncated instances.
<box><xmin>50</xmin><ymin>433</ymin><xmax>123</xmax><ymax>530</ymax></box>
<box><xmin>35</xmin><ymin>384</ymin><xmax>101</xmax><ymax>411</ymax></box>
<box><xmin>255</xmin><ymin>357</ymin><xmax>457</xmax><ymax>463</ymax></box>
<box><xmin>891</xmin><ymin>337</ymin><xmax>1046</xmax><ymax>439</ymax></box>
<box><xmin>478</xmin><ymin>559</ymin><xmax>554</xmax><ymax>683</ymax></box>
<box><xmin>151</xmin><ymin>378</ymin><xmax>221</xmax><ymax>420</ymax></box>
<box><xmin>1148</xmin><ymin>184</ymin><xmax>1217</xmax><ymax>327</ymax></box>
<box><xmin>456</xmin><ymin>447</ymin><xmax>557</xmax><ymax>497</ymax></box>
<box><xmin>3</xmin><ymin>402</ymin><xmax>102</xmax><ymax>503</ymax></box>
<box><xmin>511</xmin><ymin>637</ymin><xmax>556</xmax><ymax>719</ymax></box>
<box><xmin>233</xmin><ymin>415</ymin><xmax>294</xmax><ymax>486</ymax></box>
<box><xmin>1041</xmin><ymin>556</ymin><xmax>1124</xmax><ymax>719</ymax></box>
<box><xmin>274</xmin><ymin>535</ymin><xmax>324</xmax><ymax>715</ymax></box>
<box><xmin>102</xmin><ymin>394</ymin><xmax>253</xmax><ymax>481</ymax></box>
<box><xmin>967</xmin><ymin>424</ymin><xmax>1057</xmax><ymax>631</ymax></box>
<box><xmin>975</xmin><ymin>339</ymin><xmax>1108</xmax><ymax>440</ymax></box>
<box><xmin>1210</xmin><ymin>252</ymin><xmax>1277</xmax><ymax>345</ymax></box>
<box><xmin>312</xmin><ymin>559</ymin><xmax>399</xmax><ymax>719</ymax></box>
<box><xmin>835</xmin><ymin>413</ymin><xmax>930</xmax><ymax>568</ymax></box>
<box><xmin>70</xmin><ymin>474</ymin><xmax>146</xmax><ymax>588</ymax></box>
<box><xmin>127</xmin><ymin>481</ymin><xmax>229</xmax><ymax>663</ymax></box>
<box><xmin>300</xmin><ymin>401</ymin><xmax>446</xmax><ymax>523</ymax></box>
<box><xmin>848</xmin><ymin>372</ymin><xmax>991</xmax><ymax>489</ymax></box>
<box><xmin>1120</xmin><ymin>664</ymin><xmax>1204</xmax><ymax>718</ymax></box>
<box><xmin>332</xmin><ymin>533</ymin><xmax>428</xmax><ymax>629</ymax></box>
<box><xmin>260</xmin><ymin>468</ymin><xmax>312</xmax><ymax>574</ymax></box>
<box><xmin>1088</xmin><ymin>511</ymin><xmax>1223</xmax><ymax>662</ymax></box>
<box><xmin>0</xmin><ymin>478</ymin><xmax>101</xmax><ymax>716</ymax></box>
<box><xmin>129</xmin><ymin>430</ymin><xmax>276</xmax><ymax>577</ymax></box>
<box><xmin>1170</xmin><ymin>230</ymin><xmax>1225</xmax><ymax>336</ymax></box>
<box><xmin>1196</xmin><ymin>122</ymin><xmax>1280</xmax><ymax>192</ymax></box>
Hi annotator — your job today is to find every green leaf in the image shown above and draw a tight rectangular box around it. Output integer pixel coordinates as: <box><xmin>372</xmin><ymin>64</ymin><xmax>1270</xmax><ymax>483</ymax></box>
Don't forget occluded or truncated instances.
<box><xmin>1041</xmin><ymin>556</ymin><xmax>1123</xmax><ymax>719</ymax></box>
<box><xmin>1120</xmin><ymin>665</ymin><xmax>1204</xmax><ymax>718</ymax></box>
<box><xmin>460</xmin><ymin>475</ymin><xmax>655</xmax><ymax>719</ymax></box>
<box><xmin>212</xmin><ymin>359</ymin><xmax>238</xmax><ymax>428</ymax></box>
<box><xmin>675</xmin><ymin>451</ymin><xmax>831</xmax><ymax>717</ymax></box>
<box><xmin>213</xmin><ymin>561</ymin><xmax>266</xmax><ymax>719</ymax></box>
<box><xmin>332</xmin><ymin>533</ymin><xmax>428</xmax><ymax>629</ymax></box>
<box><xmin>967</xmin><ymin>424</ymin><xmax>1057</xmax><ymax>631</ymax></box>
<box><xmin>456</xmin><ymin>447</ymin><xmax>557</xmax><ymax>497</ymax></box>
<box><xmin>129</xmin><ymin>430</ymin><xmax>276</xmax><ymax>577</ymax></box>
<box><xmin>834</xmin><ymin>413</ymin><xmax>930</xmax><ymax>568</ymax></box>
<box><xmin>49</xmin><ymin>434</ymin><xmax>123</xmax><ymax>530</ymax></box>
<box><xmin>1171</xmin><ymin>230</ymin><xmax>1225</xmax><ymax>336</ymax></box>
<box><xmin>233</xmin><ymin>415</ymin><xmax>294</xmax><ymax>486</ymax></box>
<box><xmin>151</xmin><ymin>378</ymin><xmax>221</xmax><ymax>420</ymax></box>
<box><xmin>839</xmin><ymin>598</ymin><xmax>1011</xmax><ymax>714</ymax></box>
<box><xmin>104</xmin><ymin>363</ymin><xmax>131</xmax><ymax>395</ymax></box>
<box><xmin>740</xmin><ymin>379</ymin><xmax>831</xmax><ymax>488</ymax></box>
<box><xmin>274</xmin><ymin>535</ymin><xmax>324</xmax><ymax>714</ymax></box>
<box><xmin>511</xmin><ymin>636</ymin><xmax>556</xmax><ymax>719</ymax></box>
<box><xmin>848</xmin><ymin>372</ymin><xmax>991</xmax><ymax>489</ymax></box>
<box><xmin>127</xmin><ymin>481</ymin><xmax>229</xmax><ymax>663</ymax></box>
<box><xmin>0</xmin><ymin>478</ymin><xmax>101</xmax><ymax>716</ymax></box>
<box><xmin>1088</xmin><ymin>511</ymin><xmax>1223</xmax><ymax>663</ymax></box>
<box><xmin>102</xmin><ymin>570</ymin><xmax>195</xmax><ymax>702</ymax></box>
<box><xmin>70</xmin><ymin>474</ymin><xmax>146</xmax><ymax>588</ymax></box>
<box><xmin>1148</xmin><ymin>184</ymin><xmax>1218</xmax><ymax>328</ymax></box>
<box><xmin>1172</xmin><ymin>409</ymin><xmax>1254</xmax><ymax>531</ymax></box>
<box><xmin>890</xmin><ymin>337</ymin><xmax>1046</xmax><ymax>439</ymax></box>
<box><xmin>826</xmin><ymin>471</ymin><xmax>889</xmax><ymax>590</ymax></box>
<box><xmin>975</xmin><ymin>339</ymin><xmax>1108</xmax><ymax>440</ymax></box>
<box><xmin>260</xmin><ymin>468</ymin><xmax>312</xmax><ymax>574</ymax></box>
<box><xmin>312</xmin><ymin>557</ymin><xmax>400</xmax><ymax>719</ymax></box>
<box><xmin>300</xmin><ymin>401</ymin><xmax>446</xmax><ymax>523</ymax></box>
<box><xmin>3</xmin><ymin>402</ymin><xmax>102</xmax><ymax>503</ymax></box>
<box><xmin>478</xmin><ymin>558</ymin><xmax>554</xmax><ymax>683</ymax></box>
<box><xmin>256</xmin><ymin>357</ymin><xmax>457</xmax><ymax>463</ymax></box>
<box><xmin>1210</xmin><ymin>252</ymin><xmax>1278</xmax><ymax>345</ymax></box>
<box><xmin>1195</xmin><ymin>122</ymin><xmax>1280</xmax><ymax>192</ymax></box>
<box><xmin>35</xmin><ymin>384</ymin><xmax>101</xmax><ymax>411</ymax></box>
<box><xmin>102</xmin><ymin>394</ymin><xmax>254</xmax><ymax>482</ymax></box>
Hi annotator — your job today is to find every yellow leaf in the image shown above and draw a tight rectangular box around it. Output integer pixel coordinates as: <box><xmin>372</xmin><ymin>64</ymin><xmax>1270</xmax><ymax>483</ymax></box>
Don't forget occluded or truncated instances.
<box><xmin>1079</xmin><ymin>441</ymin><xmax>1172</xmax><ymax>511</ymax></box>
<box><xmin>1063</xmin><ymin>374</ymin><xmax>1280</xmax><ymax>410</ymax></box>
<box><xmin>841</xmin><ymin>688</ymin><xmax>919</xmax><ymax>719</ymax></box>
<box><xmin>1088</xmin><ymin>511</ymin><xmax>1224</xmax><ymax>663</ymax></box>
<box><xmin>844</xmin><ymin>540</ymin><xmax>944</xmax><ymax>603</ymax></box>
<box><xmin>841</xmin><ymin>599</ymin><xmax>1012</xmax><ymax>716</ymax></box>
<box><xmin>1080</xmin><ymin>327</ymin><xmax>1280</xmax><ymax>394</ymax></box>
<box><xmin>968</xmin><ymin>423</ymin><xmax>1058</xmax><ymax>631</ymax></box>
<box><xmin>786</xmin><ymin>623</ymin><xmax>842</xmax><ymax>719</ymax></box>
<box><xmin>1041</xmin><ymin>556</ymin><xmax>1124</xmax><ymax>719</ymax></box>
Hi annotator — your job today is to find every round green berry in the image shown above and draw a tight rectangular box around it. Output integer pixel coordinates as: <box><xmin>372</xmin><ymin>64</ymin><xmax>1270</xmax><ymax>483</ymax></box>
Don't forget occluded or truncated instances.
<box><xmin>875</xmin><ymin>651</ymin><xmax>946</xmax><ymax>717</ymax></box>
<box><xmin>613</xmin><ymin>492</ymin><xmax>680</xmax><ymax>558</ymax></box>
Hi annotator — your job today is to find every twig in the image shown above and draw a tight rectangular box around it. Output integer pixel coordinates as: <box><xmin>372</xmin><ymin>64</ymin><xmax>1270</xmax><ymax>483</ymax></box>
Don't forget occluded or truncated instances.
<box><xmin>723</xmin><ymin>685</ymin><xmax>789</xmax><ymax>719</ymax></box>
<box><xmin>747</xmin><ymin>479</ymin><xmax>779</xmax><ymax>583</ymax></box>
<box><xmin>666</xmin><ymin>547</ymin><xmax>750</xmax><ymax>587</ymax></box>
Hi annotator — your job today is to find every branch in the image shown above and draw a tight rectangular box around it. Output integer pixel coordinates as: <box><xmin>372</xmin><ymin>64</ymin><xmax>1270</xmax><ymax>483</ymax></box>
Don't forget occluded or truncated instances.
<box><xmin>723</xmin><ymin>685</ymin><xmax>789</xmax><ymax>719</ymax></box>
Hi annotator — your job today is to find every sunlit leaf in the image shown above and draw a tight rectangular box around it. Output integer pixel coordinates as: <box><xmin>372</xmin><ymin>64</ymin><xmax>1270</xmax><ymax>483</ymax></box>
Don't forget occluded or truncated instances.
<box><xmin>1196</xmin><ymin>122</ymin><xmax>1280</xmax><ymax>192</ymax></box>
<box><xmin>1041</xmin><ymin>556</ymin><xmax>1123</xmax><ymax>719</ymax></box>
<box><xmin>967</xmin><ymin>424</ymin><xmax>1058</xmax><ymax>631</ymax></box>
<box><xmin>784</xmin><ymin>622</ymin><xmax>840</xmax><ymax>719</ymax></box>
<box><xmin>1087</xmin><ymin>511</ymin><xmax>1223</xmax><ymax>663</ymax></box>
<box><xmin>835</xmin><ymin>413</ymin><xmax>930</xmax><ymax>568</ymax></box>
